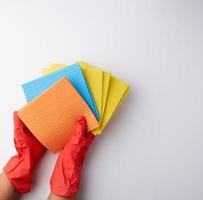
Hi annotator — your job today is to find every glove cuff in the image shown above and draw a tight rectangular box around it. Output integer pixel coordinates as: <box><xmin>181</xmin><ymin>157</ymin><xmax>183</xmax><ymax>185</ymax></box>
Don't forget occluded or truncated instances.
<box><xmin>3</xmin><ymin>155</ymin><xmax>32</xmax><ymax>193</ymax></box>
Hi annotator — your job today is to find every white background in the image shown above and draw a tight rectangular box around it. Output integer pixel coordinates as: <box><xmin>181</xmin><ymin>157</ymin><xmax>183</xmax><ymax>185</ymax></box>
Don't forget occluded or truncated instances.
<box><xmin>0</xmin><ymin>1</ymin><xmax>202</xmax><ymax>200</ymax></box>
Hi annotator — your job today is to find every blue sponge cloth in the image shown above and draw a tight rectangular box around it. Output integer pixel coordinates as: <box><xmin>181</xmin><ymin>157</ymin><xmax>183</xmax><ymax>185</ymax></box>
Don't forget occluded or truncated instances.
<box><xmin>22</xmin><ymin>63</ymin><xmax>100</xmax><ymax>120</ymax></box>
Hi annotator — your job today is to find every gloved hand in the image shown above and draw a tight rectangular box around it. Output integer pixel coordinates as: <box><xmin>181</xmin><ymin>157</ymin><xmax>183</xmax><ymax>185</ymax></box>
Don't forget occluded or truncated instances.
<box><xmin>50</xmin><ymin>116</ymin><xmax>95</xmax><ymax>198</ymax></box>
<box><xmin>3</xmin><ymin>112</ymin><xmax>46</xmax><ymax>193</ymax></box>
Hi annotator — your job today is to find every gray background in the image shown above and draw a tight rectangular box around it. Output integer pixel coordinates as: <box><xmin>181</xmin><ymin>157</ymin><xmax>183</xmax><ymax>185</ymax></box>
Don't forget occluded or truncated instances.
<box><xmin>0</xmin><ymin>1</ymin><xmax>202</xmax><ymax>200</ymax></box>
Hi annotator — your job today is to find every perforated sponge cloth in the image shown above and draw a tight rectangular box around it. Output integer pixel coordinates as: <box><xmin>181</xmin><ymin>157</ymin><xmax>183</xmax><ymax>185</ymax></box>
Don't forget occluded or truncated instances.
<box><xmin>17</xmin><ymin>77</ymin><xmax>99</xmax><ymax>153</ymax></box>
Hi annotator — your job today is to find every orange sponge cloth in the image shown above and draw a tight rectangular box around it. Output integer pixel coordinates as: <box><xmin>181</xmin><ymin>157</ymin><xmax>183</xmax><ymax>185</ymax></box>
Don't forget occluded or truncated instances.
<box><xmin>17</xmin><ymin>77</ymin><xmax>99</xmax><ymax>153</ymax></box>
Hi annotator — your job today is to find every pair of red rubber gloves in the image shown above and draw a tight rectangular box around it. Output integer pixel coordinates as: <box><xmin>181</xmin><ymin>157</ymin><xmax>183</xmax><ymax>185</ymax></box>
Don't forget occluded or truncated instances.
<box><xmin>3</xmin><ymin>112</ymin><xmax>95</xmax><ymax>197</ymax></box>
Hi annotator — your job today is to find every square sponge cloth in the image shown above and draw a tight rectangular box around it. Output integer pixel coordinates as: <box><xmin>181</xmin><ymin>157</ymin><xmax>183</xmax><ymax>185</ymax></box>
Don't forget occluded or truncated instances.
<box><xmin>17</xmin><ymin>78</ymin><xmax>99</xmax><ymax>153</ymax></box>
<box><xmin>22</xmin><ymin>63</ymin><xmax>100</xmax><ymax>120</ymax></box>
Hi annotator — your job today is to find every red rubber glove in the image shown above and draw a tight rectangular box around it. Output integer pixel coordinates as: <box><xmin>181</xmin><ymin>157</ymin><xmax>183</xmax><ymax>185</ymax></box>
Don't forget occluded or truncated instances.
<box><xmin>3</xmin><ymin>112</ymin><xmax>46</xmax><ymax>193</ymax></box>
<box><xmin>50</xmin><ymin>116</ymin><xmax>95</xmax><ymax>198</ymax></box>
